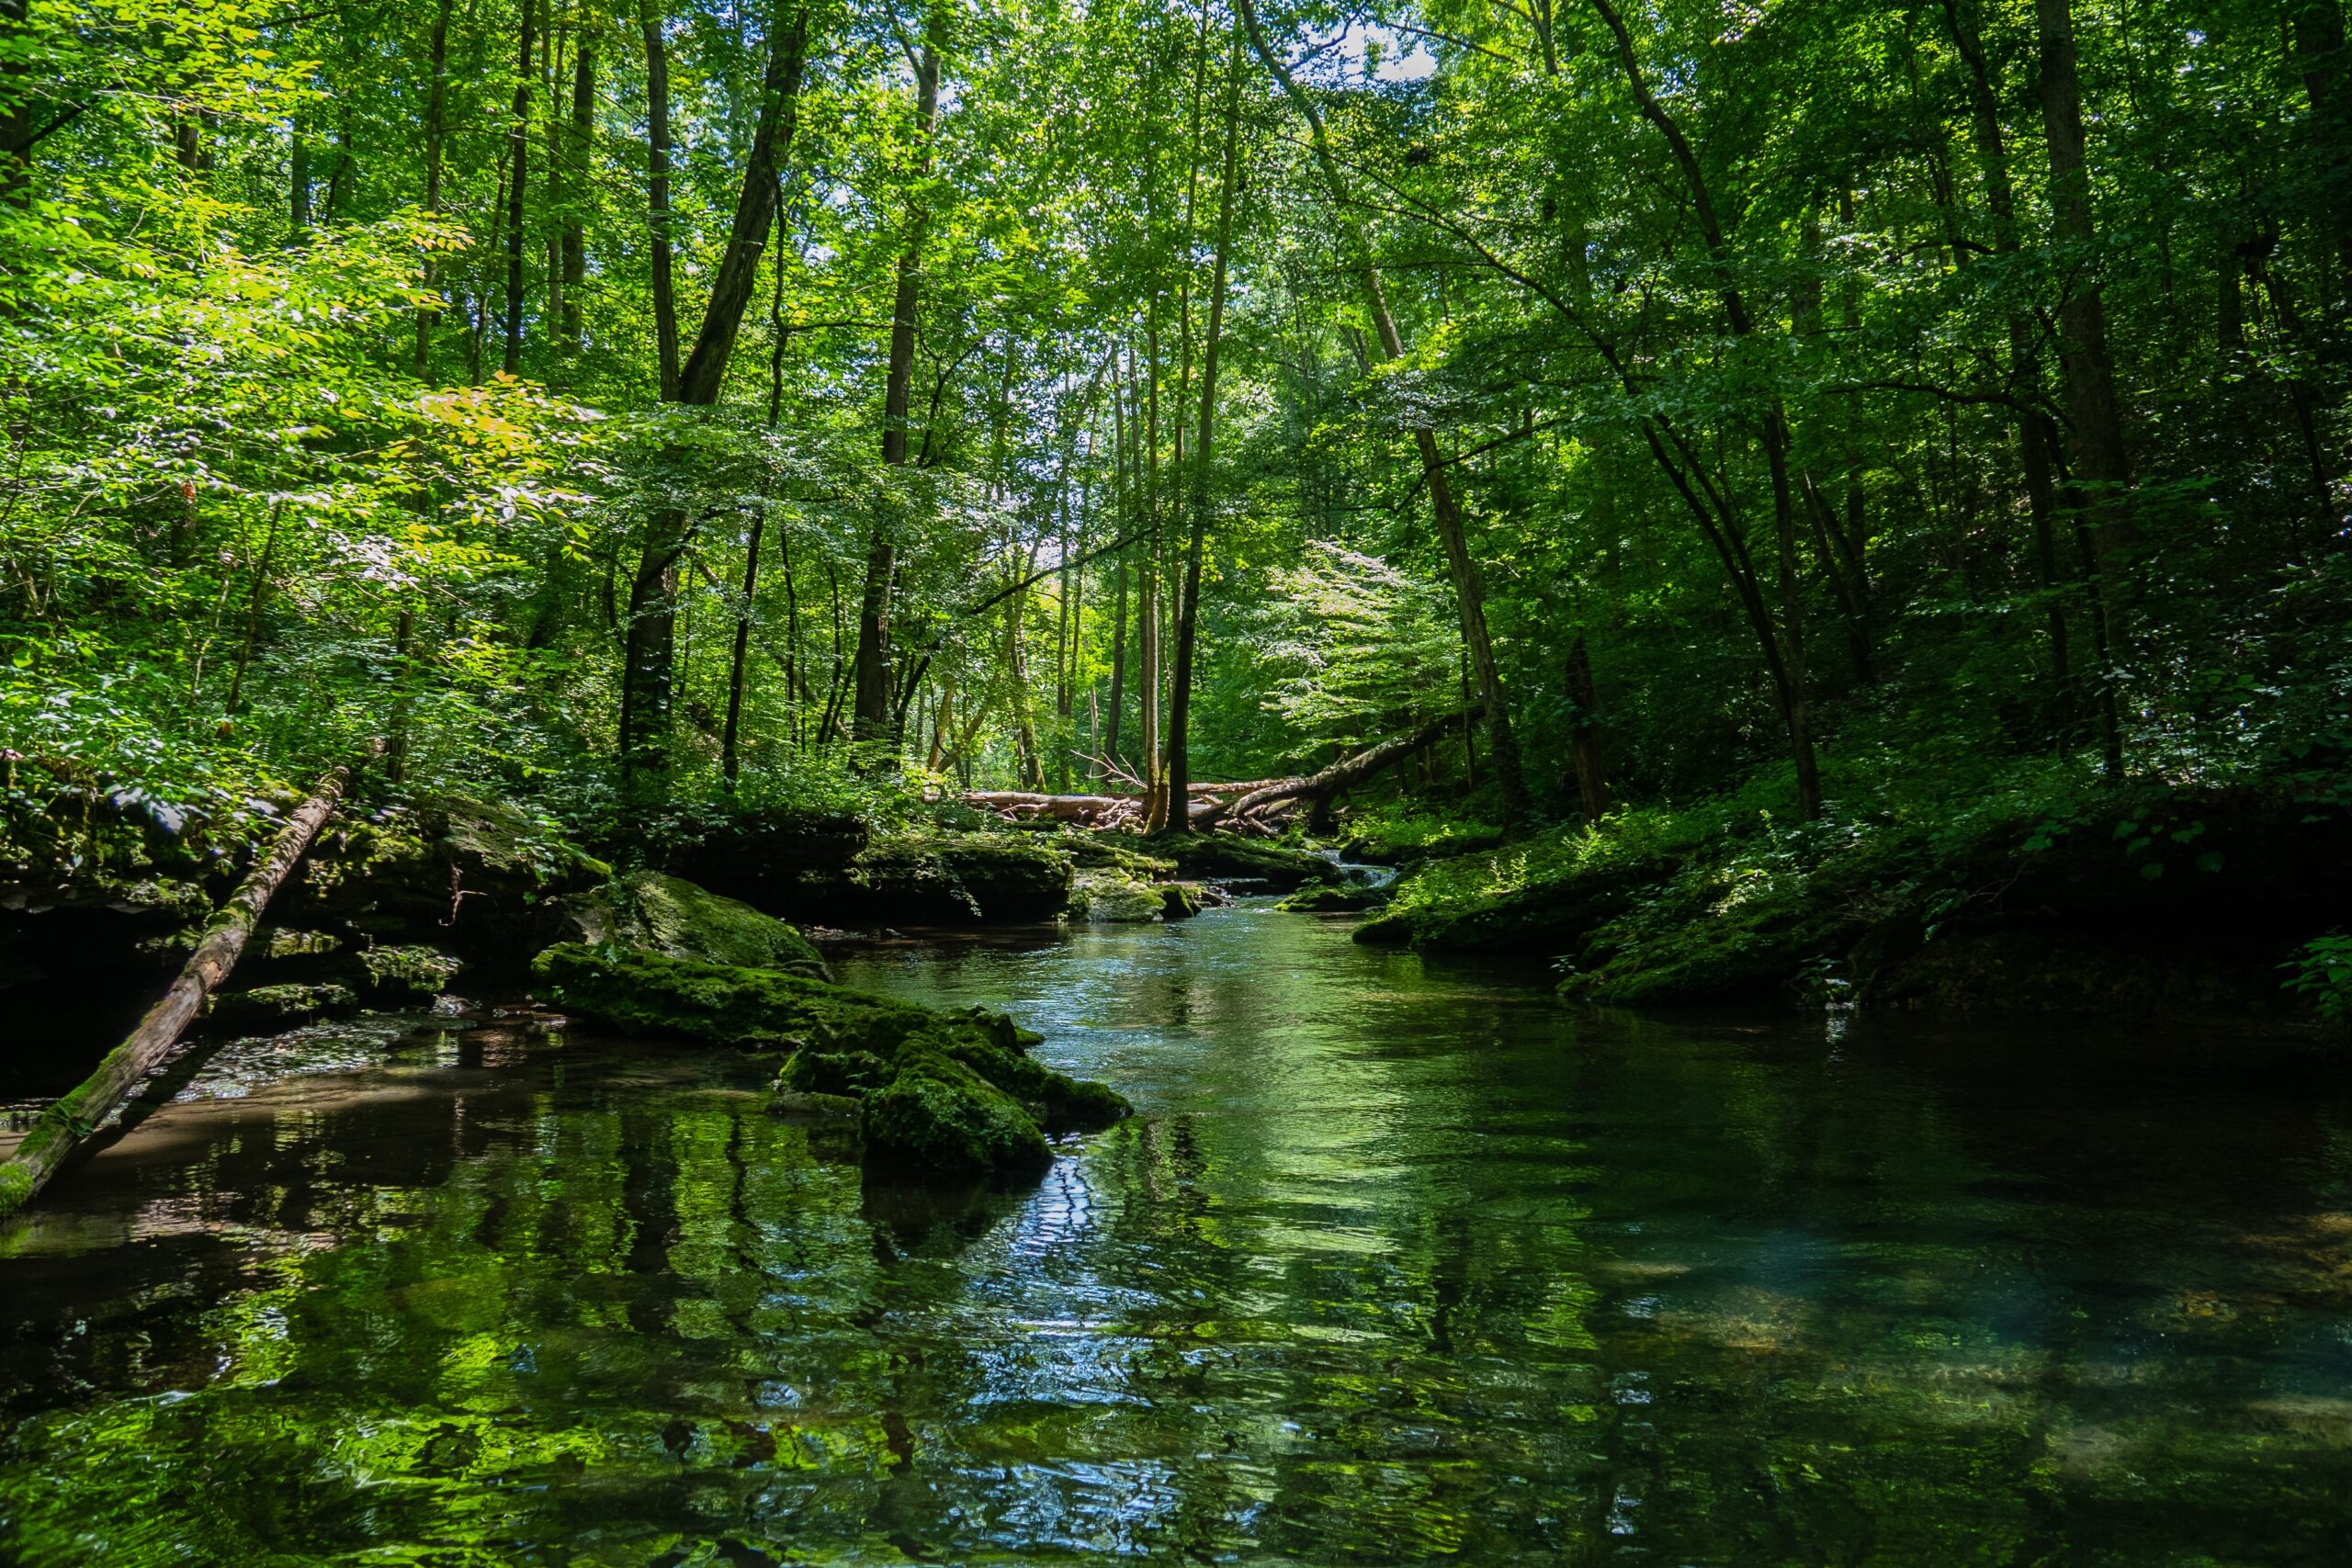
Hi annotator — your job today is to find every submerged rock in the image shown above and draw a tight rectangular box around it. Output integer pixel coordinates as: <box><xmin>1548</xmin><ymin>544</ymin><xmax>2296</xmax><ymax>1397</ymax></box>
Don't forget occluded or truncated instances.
<box><xmin>563</xmin><ymin>869</ymin><xmax>830</xmax><ymax>980</ymax></box>
<box><xmin>531</xmin><ymin>943</ymin><xmax>1128</xmax><ymax>1180</ymax></box>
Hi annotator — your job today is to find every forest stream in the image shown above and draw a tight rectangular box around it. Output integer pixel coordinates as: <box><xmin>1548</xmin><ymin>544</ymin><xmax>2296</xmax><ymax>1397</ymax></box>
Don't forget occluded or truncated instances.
<box><xmin>6</xmin><ymin>902</ymin><xmax>2352</xmax><ymax>1565</ymax></box>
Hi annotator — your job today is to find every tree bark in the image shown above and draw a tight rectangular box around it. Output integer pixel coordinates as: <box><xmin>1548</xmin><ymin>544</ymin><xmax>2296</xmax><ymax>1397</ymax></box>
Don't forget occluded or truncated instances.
<box><xmin>640</xmin><ymin>0</ymin><xmax>680</xmax><ymax>400</ymax></box>
<box><xmin>2289</xmin><ymin>0</ymin><xmax>2352</xmax><ymax>279</ymax></box>
<box><xmin>2033</xmin><ymin>0</ymin><xmax>2136</xmax><ymax>611</ymax></box>
<box><xmin>560</xmin><ymin>22</ymin><xmax>594</xmax><ymax>349</ymax></box>
<box><xmin>1943</xmin><ymin>0</ymin><xmax>2079</xmax><ymax>742</ymax></box>
<box><xmin>1564</xmin><ymin>631</ymin><xmax>1606</xmax><ymax>823</ymax></box>
<box><xmin>1585</xmin><ymin>0</ymin><xmax>1820</xmax><ymax>818</ymax></box>
<box><xmin>619</xmin><ymin>0</ymin><xmax>813</xmax><ymax>786</ymax></box>
<box><xmin>1198</xmin><ymin>705</ymin><xmax>1484</xmax><ymax>827</ymax></box>
<box><xmin>1160</xmin><ymin>28</ymin><xmax>1241</xmax><ymax>835</ymax></box>
<box><xmin>852</xmin><ymin>20</ymin><xmax>943</xmax><ymax>747</ymax></box>
<box><xmin>503</xmin><ymin>0</ymin><xmax>535</xmax><ymax>375</ymax></box>
<box><xmin>0</xmin><ymin>743</ymin><xmax>382</xmax><ymax>1218</ymax></box>
<box><xmin>413</xmin><ymin>0</ymin><xmax>454</xmax><ymax>378</ymax></box>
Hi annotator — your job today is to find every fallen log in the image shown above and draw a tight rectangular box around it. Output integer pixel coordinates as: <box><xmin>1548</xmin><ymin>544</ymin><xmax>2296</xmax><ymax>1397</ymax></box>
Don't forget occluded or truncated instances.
<box><xmin>963</xmin><ymin>791</ymin><xmax>1128</xmax><ymax>821</ymax></box>
<box><xmin>0</xmin><ymin>741</ymin><xmax>382</xmax><ymax>1219</ymax></box>
<box><xmin>1199</xmin><ymin>705</ymin><xmax>1484</xmax><ymax>829</ymax></box>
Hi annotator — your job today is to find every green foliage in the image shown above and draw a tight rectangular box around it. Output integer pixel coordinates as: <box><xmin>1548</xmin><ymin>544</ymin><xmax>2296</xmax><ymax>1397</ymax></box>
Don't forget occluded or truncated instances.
<box><xmin>2282</xmin><ymin>934</ymin><xmax>2352</xmax><ymax>1032</ymax></box>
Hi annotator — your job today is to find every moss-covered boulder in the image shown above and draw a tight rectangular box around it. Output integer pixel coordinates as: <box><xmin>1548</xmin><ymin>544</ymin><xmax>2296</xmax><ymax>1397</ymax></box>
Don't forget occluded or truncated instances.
<box><xmin>1070</xmin><ymin>869</ymin><xmax>1165</xmax><ymax>922</ymax></box>
<box><xmin>564</xmin><ymin>870</ymin><xmax>829</xmax><ymax>979</ymax></box>
<box><xmin>285</xmin><ymin>794</ymin><xmax>607</xmax><ymax>974</ymax></box>
<box><xmin>532</xmin><ymin>942</ymin><xmax>1129</xmax><ymax>1180</ymax></box>
<box><xmin>863</xmin><ymin>1050</ymin><xmax>1053</xmax><ymax>1177</ymax></box>
<box><xmin>533</xmin><ymin>942</ymin><xmax>922</xmax><ymax>1051</ymax></box>
<box><xmin>1278</xmin><ymin>882</ymin><xmax>1388</xmax><ymax>914</ymax></box>
<box><xmin>1160</xmin><ymin>881</ymin><xmax>1211</xmax><ymax>919</ymax></box>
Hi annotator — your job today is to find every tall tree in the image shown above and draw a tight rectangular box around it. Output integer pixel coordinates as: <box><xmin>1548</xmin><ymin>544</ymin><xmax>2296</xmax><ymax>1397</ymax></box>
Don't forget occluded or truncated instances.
<box><xmin>851</xmin><ymin>11</ymin><xmax>945</xmax><ymax>748</ymax></box>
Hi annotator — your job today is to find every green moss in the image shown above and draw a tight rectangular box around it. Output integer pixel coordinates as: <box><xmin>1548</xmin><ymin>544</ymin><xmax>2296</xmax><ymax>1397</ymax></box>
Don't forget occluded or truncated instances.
<box><xmin>533</xmin><ymin>943</ymin><xmax>1129</xmax><ymax>1180</ymax></box>
<box><xmin>1070</xmin><ymin>869</ymin><xmax>1165</xmax><ymax>922</ymax></box>
<box><xmin>567</xmin><ymin>870</ymin><xmax>828</xmax><ymax>978</ymax></box>
<box><xmin>208</xmin><ymin>982</ymin><xmax>359</xmax><ymax>1031</ymax></box>
<box><xmin>778</xmin><ymin>1047</ymin><xmax>892</xmax><ymax>1097</ymax></box>
<box><xmin>358</xmin><ymin>944</ymin><xmax>463</xmax><ymax>999</ymax></box>
<box><xmin>863</xmin><ymin>1049</ymin><xmax>1052</xmax><ymax>1179</ymax></box>
<box><xmin>1277</xmin><ymin>882</ymin><xmax>1387</xmax><ymax>914</ymax></box>
<box><xmin>533</xmin><ymin>942</ymin><xmax>930</xmax><ymax>1052</ymax></box>
<box><xmin>1170</xmin><ymin>837</ymin><xmax>1333</xmax><ymax>890</ymax></box>
<box><xmin>1160</xmin><ymin>881</ymin><xmax>1209</xmax><ymax>919</ymax></box>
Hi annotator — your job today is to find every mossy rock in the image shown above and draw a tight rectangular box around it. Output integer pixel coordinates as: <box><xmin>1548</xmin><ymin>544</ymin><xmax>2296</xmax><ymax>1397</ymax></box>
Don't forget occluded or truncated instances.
<box><xmin>1160</xmin><ymin>881</ymin><xmax>1211</xmax><ymax>919</ymax></box>
<box><xmin>1070</xmin><ymin>869</ymin><xmax>1165</xmax><ymax>922</ymax></box>
<box><xmin>864</xmin><ymin>1049</ymin><xmax>1053</xmax><ymax>1179</ymax></box>
<box><xmin>535</xmin><ymin>943</ymin><xmax>1129</xmax><ymax>1180</ymax></box>
<box><xmin>533</xmin><ymin>942</ymin><xmax>933</xmax><ymax>1052</ymax></box>
<box><xmin>1170</xmin><ymin>837</ymin><xmax>1332</xmax><ymax>891</ymax></box>
<box><xmin>1277</xmin><ymin>882</ymin><xmax>1388</xmax><ymax>914</ymax></box>
<box><xmin>358</xmin><ymin>944</ymin><xmax>464</xmax><ymax>1001</ymax></box>
<box><xmin>1060</xmin><ymin>833</ymin><xmax>1177</xmax><ymax>879</ymax></box>
<box><xmin>566</xmin><ymin>870</ymin><xmax>829</xmax><ymax>980</ymax></box>
<box><xmin>207</xmin><ymin>981</ymin><xmax>359</xmax><ymax>1032</ymax></box>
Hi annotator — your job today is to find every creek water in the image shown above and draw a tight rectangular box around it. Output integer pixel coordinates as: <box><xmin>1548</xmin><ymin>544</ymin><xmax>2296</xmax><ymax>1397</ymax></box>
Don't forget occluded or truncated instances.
<box><xmin>4</xmin><ymin>901</ymin><xmax>2352</xmax><ymax>1564</ymax></box>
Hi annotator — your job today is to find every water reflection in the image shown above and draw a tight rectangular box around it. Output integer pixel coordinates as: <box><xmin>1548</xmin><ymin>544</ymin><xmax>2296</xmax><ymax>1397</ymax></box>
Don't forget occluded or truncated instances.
<box><xmin>2</xmin><ymin>906</ymin><xmax>2351</xmax><ymax>1563</ymax></box>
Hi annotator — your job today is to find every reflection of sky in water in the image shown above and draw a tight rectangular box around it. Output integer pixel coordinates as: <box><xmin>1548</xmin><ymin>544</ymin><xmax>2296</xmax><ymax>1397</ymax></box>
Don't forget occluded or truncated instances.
<box><xmin>2</xmin><ymin>905</ymin><xmax>2351</xmax><ymax>1563</ymax></box>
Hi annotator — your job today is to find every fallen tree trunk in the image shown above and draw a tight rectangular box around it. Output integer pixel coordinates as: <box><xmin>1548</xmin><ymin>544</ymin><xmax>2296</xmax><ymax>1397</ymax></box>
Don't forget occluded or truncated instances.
<box><xmin>1200</xmin><ymin>705</ymin><xmax>1484</xmax><ymax>829</ymax></box>
<box><xmin>0</xmin><ymin>742</ymin><xmax>382</xmax><ymax>1219</ymax></box>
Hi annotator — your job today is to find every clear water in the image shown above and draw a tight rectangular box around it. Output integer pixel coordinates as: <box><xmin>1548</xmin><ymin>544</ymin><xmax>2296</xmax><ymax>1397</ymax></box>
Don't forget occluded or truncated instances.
<box><xmin>5</xmin><ymin>902</ymin><xmax>2352</xmax><ymax>1564</ymax></box>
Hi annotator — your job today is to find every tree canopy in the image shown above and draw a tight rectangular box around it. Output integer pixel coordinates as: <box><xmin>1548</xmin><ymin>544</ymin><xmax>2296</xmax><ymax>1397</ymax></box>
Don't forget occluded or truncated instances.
<box><xmin>1</xmin><ymin>0</ymin><xmax>2345</xmax><ymax>836</ymax></box>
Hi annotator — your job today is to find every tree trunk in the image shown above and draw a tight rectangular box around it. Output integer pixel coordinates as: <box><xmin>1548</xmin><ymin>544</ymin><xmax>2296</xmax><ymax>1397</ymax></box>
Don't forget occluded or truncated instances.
<box><xmin>1944</xmin><ymin>0</ymin><xmax>2077</xmax><ymax>740</ymax></box>
<box><xmin>1138</xmin><ymin>313</ymin><xmax>1164</xmax><ymax>828</ymax></box>
<box><xmin>619</xmin><ymin>0</ymin><xmax>813</xmax><ymax>787</ymax></box>
<box><xmin>2033</xmin><ymin>0</ymin><xmax>2136</xmax><ymax>610</ymax></box>
<box><xmin>851</xmin><ymin>24</ymin><xmax>942</xmax><ymax>748</ymax></box>
<box><xmin>1564</xmin><ymin>631</ymin><xmax>1606</xmax><ymax>823</ymax></box>
<box><xmin>1585</xmin><ymin>0</ymin><xmax>1820</xmax><ymax>817</ymax></box>
<box><xmin>503</xmin><ymin>0</ymin><xmax>535</xmax><ymax>374</ymax></box>
<box><xmin>1200</xmin><ymin>705</ymin><xmax>1483</xmax><ymax>827</ymax></box>
<box><xmin>560</xmin><ymin>23</ymin><xmax>594</xmax><ymax>349</ymax></box>
<box><xmin>0</xmin><ymin>744</ymin><xmax>381</xmax><ymax>1219</ymax></box>
<box><xmin>721</xmin><ymin>508</ymin><xmax>763</xmax><ymax>787</ymax></box>
<box><xmin>640</xmin><ymin>0</ymin><xmax>680</xmax><ymax>400</ymax></box>
<box><xmin>413</xmin><ymin>0</ymin><xmax>454</xmax><ymax>378</ymax></box>
<box><xmin>2290</xmin><ymin>0</ymin><xmax>2352</xmax><ymax>278</ymax></box>
<box><xmin>1106</xmin><ymin>364</ymin><xmax>1133</xmax><ymax>780</ymax></box>
<box><xmin>1160</xmin><ymin>28</ymin><xmax>1241</xmax><ymax>836</ymax></box>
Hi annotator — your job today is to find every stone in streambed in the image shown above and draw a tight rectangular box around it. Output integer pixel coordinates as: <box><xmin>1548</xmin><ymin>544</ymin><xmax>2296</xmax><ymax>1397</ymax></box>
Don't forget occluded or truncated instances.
<box><xmin>863</xmin><ymin>1049</ymin><xmax>1053</xmax><ymax>1178</ymax></box>
<box><xmin>531</xmin><ymin>943</ymin><xmax>1129</xmax><ymax>1181</ymax></box>
<box><xmin>531</xmin><ymin>942</ymin><xmax>923</xmax><ymax>1052</ymax></box>
<box><xmin>562</xmin><ymin>869</ymin><xmax>829</xmax><ymax>980</ymax></box>
<box><xmin>1277</xmin><ymin>882</ymin><xmax>1388</xmax><ymax>913</ymax></box>
<box><xmin>1070</xmin><ymin>869</ymin><xmax>1166</xmax><ymax>922</ymax></box>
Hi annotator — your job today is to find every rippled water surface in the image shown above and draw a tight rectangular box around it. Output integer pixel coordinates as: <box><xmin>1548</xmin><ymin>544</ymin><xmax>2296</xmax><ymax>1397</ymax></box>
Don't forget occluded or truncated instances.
<box><xmin>6</xmin><ymin>902</ymin><xmax>2352</xmax><ymax>1564</ymax></box>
